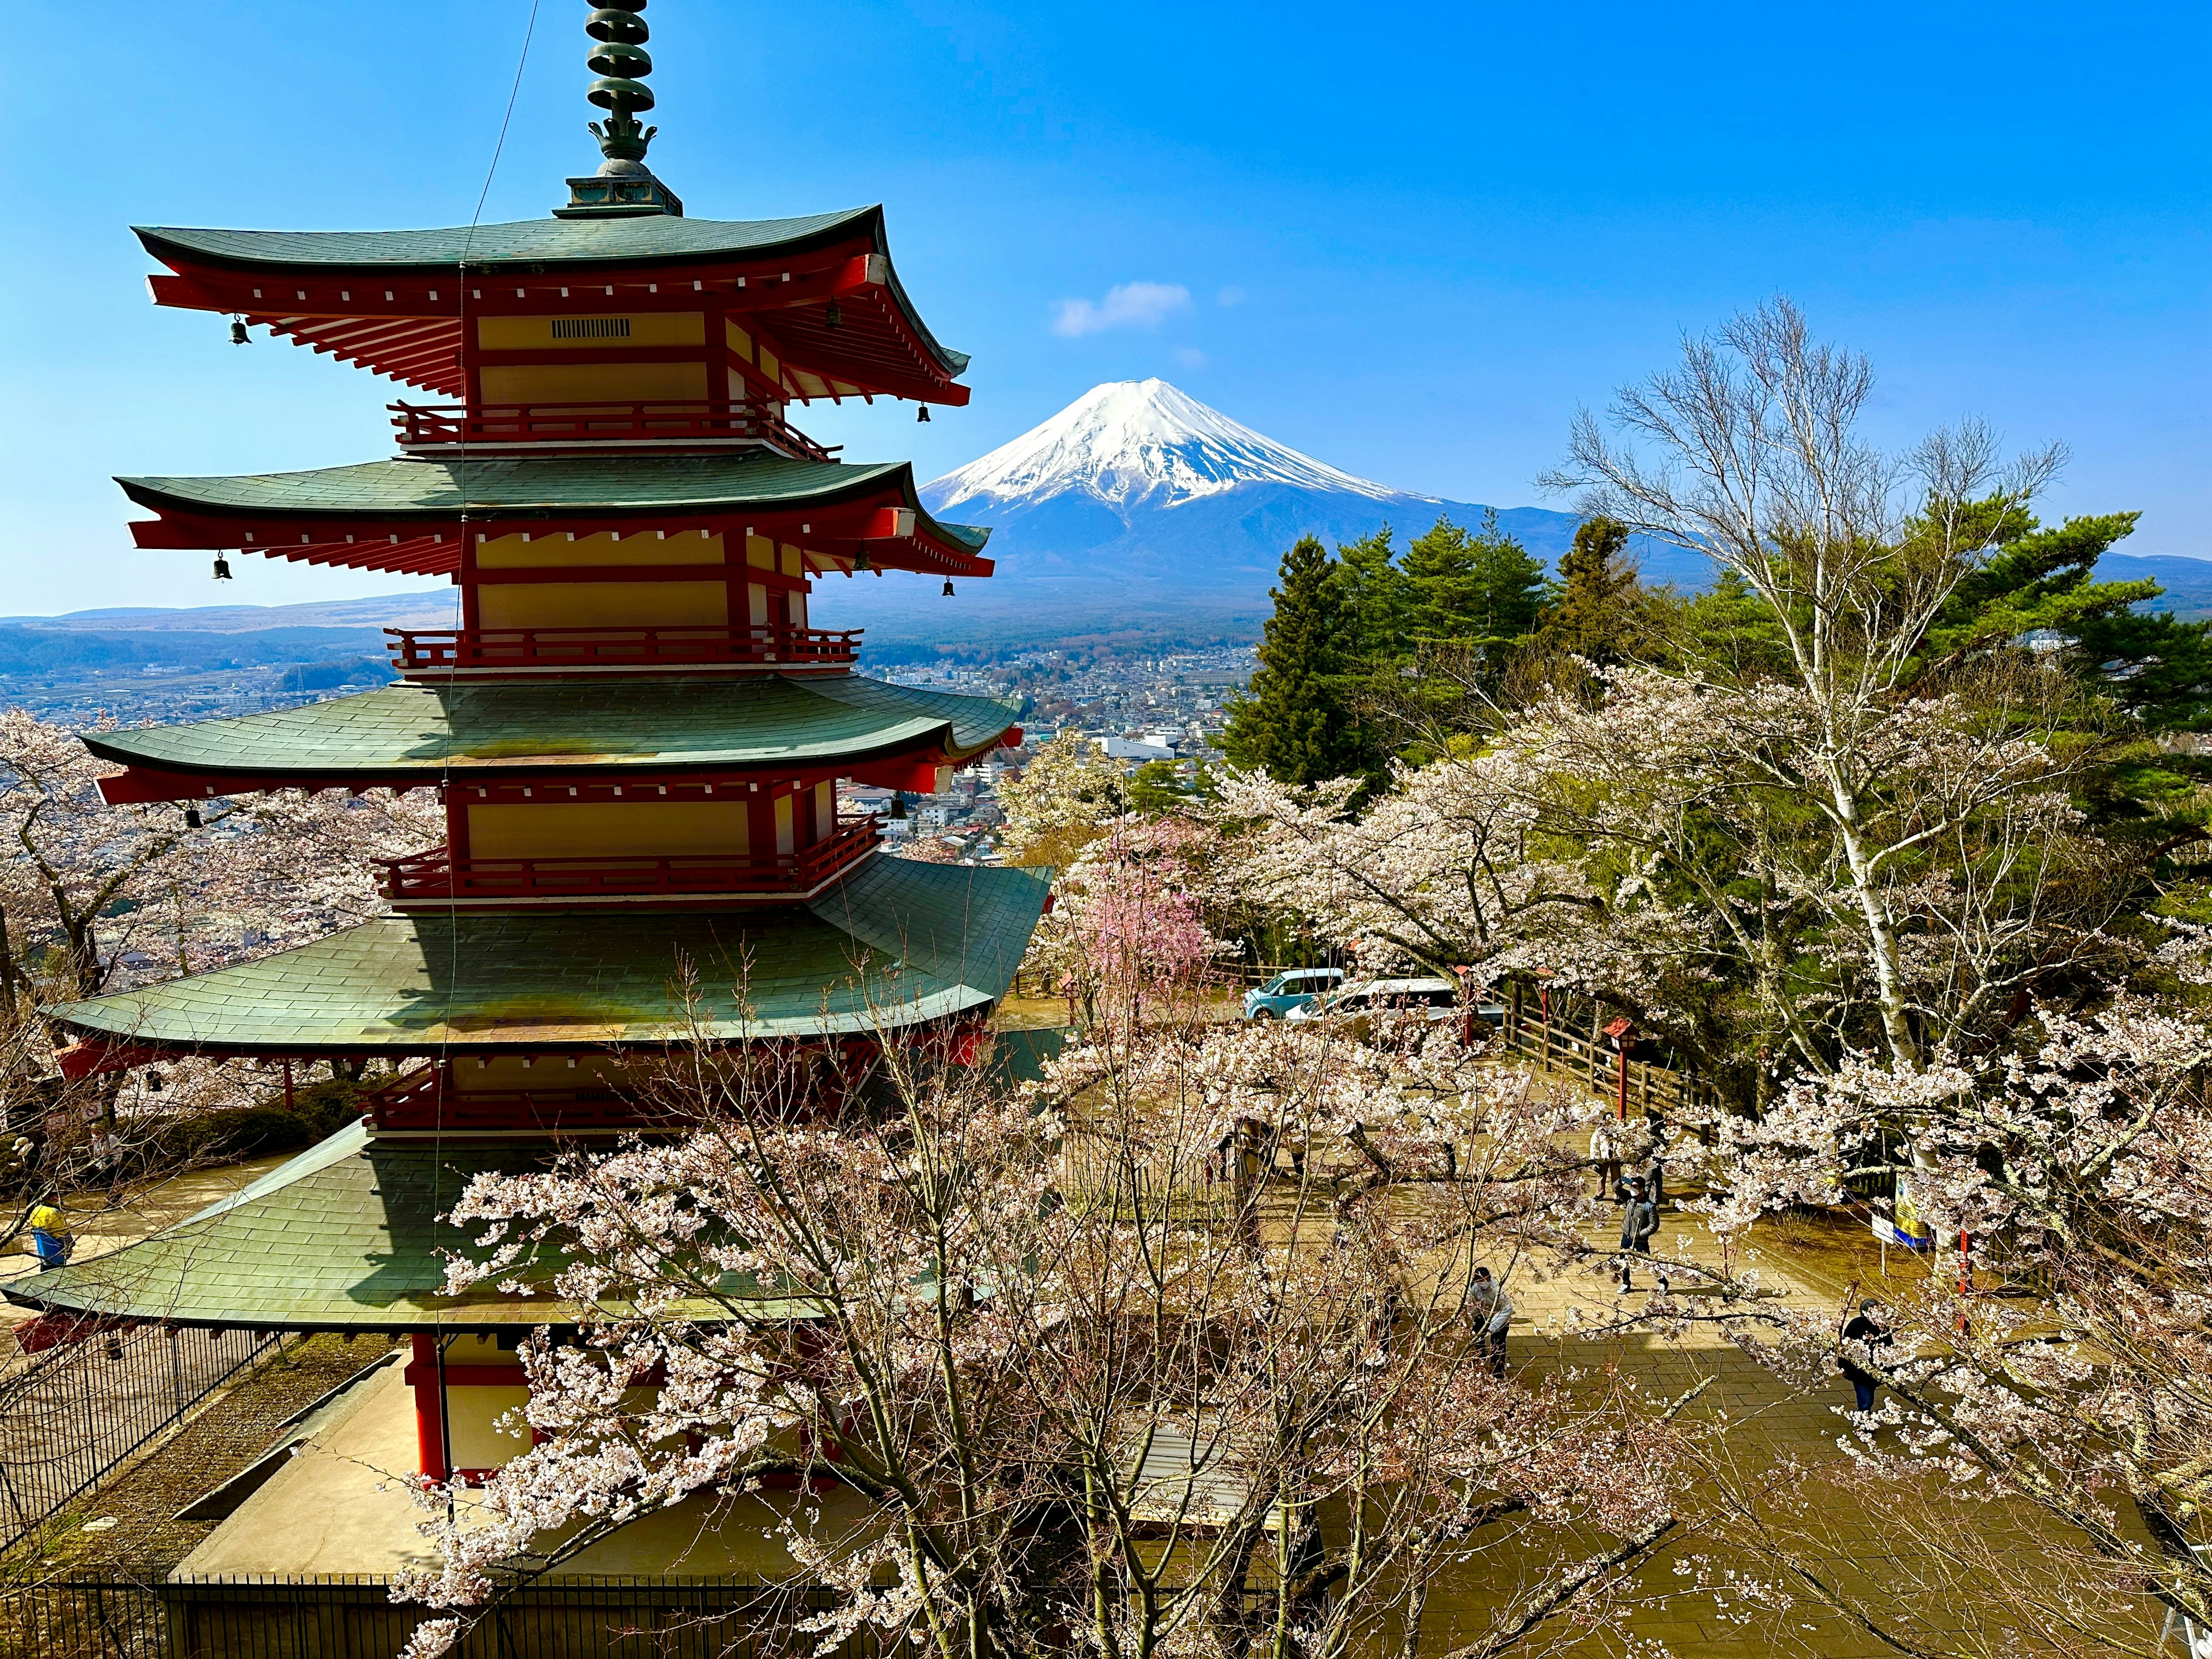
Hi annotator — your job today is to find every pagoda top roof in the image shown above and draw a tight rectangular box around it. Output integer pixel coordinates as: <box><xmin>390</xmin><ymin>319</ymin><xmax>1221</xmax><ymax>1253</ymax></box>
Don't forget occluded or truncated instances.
<box><xmin>141</xmin><ymin>205</ymin><xmax>871</xmax><ymax>275</ymax></box>
<box><xmin>43</xmin><ymin>855</ymin><xmax>1051</xmax><ymax>1062</ymax></box>
<box><xmin>120</xmin><ymin>452</ymin><xmax>983</xmax><ymax>543</ymax></box>
<box><xmin>83</xmin><ymin>673</ymin><xmax>1017</xmax><ymax>787</ymax></box>
<box><xmin>135</xmin><ymin>204</ymin><xmax>969</xmax><ymax>384</ymax></box>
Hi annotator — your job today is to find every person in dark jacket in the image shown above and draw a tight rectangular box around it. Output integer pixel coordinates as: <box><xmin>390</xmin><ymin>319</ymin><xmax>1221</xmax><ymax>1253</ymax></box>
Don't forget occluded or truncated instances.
<box><xmin>1465</xmin><ymin>1266</ymin><xmax>1513</xmax><ymax>1377</ymax></box>
<box><xmin>1616</xmin><ymin>1179</ymin><xmax>1660</xmax><ymax>1292</ymax></box>
<box><xmin>1840</xmin><ymin>1300</ymin><xmax>1892</xmax><ymax>1413</ymax></box>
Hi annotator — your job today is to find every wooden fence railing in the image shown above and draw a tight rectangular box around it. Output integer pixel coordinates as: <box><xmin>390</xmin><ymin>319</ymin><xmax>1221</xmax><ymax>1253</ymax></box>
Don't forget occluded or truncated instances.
<box><xmin>1495</xmin><ymin>985</ymin><xmax>1719</xmax><ymax>1120</ymax></box>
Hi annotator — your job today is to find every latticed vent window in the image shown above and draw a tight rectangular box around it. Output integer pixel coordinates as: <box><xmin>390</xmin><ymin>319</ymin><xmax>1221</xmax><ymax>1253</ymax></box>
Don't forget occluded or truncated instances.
<box><xmin>551</xmin><ymin>317</ymin><xmax>633</xmax><ymax>339</ymax></box>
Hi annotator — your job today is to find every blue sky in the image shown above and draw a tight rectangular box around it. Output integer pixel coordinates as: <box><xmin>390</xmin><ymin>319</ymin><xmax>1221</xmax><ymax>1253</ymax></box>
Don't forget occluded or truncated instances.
<box><xmin>5</xmin><ymin>0</ymin><xmax>2207</xmax><ymax>614</ymax></box>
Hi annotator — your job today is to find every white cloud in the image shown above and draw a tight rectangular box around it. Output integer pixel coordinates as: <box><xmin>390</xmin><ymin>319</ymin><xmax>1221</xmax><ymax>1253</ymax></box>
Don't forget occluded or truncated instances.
<box><xmin>1174</xmin><ymin>346</ymin><xmax>1207</xmax><ymax>368</ymax></box>
<box><xmin>1052</xmin><ymin>281</ymin><xmax>1192</xmax><ymax>338</ymax></box>
<box><xmin>1217</xmin><ymin>286</ymin><xmax>1247</xmax><ymax>307</ymax></box>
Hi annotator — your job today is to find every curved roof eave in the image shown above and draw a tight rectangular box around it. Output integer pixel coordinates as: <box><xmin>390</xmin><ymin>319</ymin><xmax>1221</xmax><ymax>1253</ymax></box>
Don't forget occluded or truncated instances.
<box><xmin>134</xmin><ymin>206</ymin><xmax>971</xmax><ymax>383</ymax></box>
<box><xmin>113</xmin><ymin>455</ymin><xmax>917</xmax><ymax>521</ymax></box>
<box><xmin>73</xmin><ymin>674</ymin><xmax>1021</xmax><ymax>781</ymax></box>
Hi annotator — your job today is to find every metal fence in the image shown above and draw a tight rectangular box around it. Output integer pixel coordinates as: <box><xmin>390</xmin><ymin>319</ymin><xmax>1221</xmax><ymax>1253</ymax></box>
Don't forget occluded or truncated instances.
<box><xmin>6</xmin><ymin>1574</ymin><xmax>881</xmax><ymax>1659</ymax></box>
<box><xmin>0</xmin><ymin>1323</ymin><xmax>279</xmax><ymax>1551</ymax></box>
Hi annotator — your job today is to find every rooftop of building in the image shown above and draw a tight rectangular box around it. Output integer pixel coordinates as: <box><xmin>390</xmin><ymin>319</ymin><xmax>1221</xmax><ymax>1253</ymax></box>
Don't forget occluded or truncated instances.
<box><xmin>120</xmin><ymin>452</ymin><xmax>987</xmax><ymax>544</ymax></box>
<box><xmin>83</xmin><ymin>672</ymin><xmax>1018</xmax><ymax>787</ymax></box>
<box><xmin>43</xmin><ymin>855</ymin><xmax>1051</xmax><ymax>1064</ymax></box>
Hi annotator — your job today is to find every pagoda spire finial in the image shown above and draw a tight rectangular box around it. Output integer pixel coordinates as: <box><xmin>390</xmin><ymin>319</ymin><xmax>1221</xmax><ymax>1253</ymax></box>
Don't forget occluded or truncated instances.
<box><xmin>557</xmin><ymin>2</ymin><xmax>685</xmax><ymax>219</ymax></box>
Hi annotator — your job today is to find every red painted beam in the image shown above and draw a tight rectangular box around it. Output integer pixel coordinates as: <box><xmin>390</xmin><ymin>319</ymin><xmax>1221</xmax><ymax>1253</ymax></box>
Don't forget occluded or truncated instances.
<box><xmin>54</xmin><ymin>1039</ymin><xmax>172</xmax><ymax>1080</ymax></box>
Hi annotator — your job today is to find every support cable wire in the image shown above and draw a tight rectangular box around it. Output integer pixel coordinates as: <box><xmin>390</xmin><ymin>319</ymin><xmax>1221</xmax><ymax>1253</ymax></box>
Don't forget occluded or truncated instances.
<box><xmin>436</xmin><ymin>0</ymin><xmax>542</xmax><ymax>1495</ymax></box>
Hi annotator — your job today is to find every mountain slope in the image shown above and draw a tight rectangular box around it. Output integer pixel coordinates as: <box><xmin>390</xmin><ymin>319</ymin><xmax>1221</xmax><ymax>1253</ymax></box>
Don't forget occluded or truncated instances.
<box><xmin>931</xmin><ymin>379</ymin><xmax>1405</xmax><ymax>510</ymax></box>
<box><xmin>819</xmin><ymin>379</ymin><xmax>1658</xmax><ymax>644</ymax></box>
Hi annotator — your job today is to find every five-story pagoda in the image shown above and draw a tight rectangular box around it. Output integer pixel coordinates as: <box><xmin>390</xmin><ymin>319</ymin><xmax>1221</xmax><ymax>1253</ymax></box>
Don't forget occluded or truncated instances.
<box><xmin>10</xmin><ymin>2</ymin><xmax>1048</xmax><ymax>1517</ymax></box>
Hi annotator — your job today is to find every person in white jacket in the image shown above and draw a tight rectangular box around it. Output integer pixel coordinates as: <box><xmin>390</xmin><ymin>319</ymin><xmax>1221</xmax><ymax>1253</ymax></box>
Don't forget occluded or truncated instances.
<box><xmin>1465</xmin><ymin>1266</ymin><xmax>1513</xmax><ymax>1377</ymax></box>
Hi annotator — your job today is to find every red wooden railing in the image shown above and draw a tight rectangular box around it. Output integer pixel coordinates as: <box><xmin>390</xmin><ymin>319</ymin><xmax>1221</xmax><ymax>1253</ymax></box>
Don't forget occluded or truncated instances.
<box><xmin>362</xmin><ymin>1066</ymin><xmax>653</xmax><ymax>1132</ymax></box>
<box><xmin>385</xmin><ymin>624</ymin><xmax>861</xmax><ymax>672</ymax></box>
<box><xmin>376</xmin><ymin>819</ymin><xmax>881</xmax><ymax>903</ymax></box>
<box><xmin>389</xmin><ymin>399</ymin><xmax>838</xmax><ymax>464</ymax></box>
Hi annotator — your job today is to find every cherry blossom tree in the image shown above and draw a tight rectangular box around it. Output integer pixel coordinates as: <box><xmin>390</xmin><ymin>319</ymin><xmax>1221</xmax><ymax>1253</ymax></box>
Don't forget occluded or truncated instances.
<box><xmin>0</xmin><ymin>709</ymin><xmax>440</xmax><ymax>1011</ymax></box>
<box><xmin>1656</xmin><ymin>987</ymin><xmax>2212</xmax><ymax>1652</ymax></box>
<box><xmin>0</xmin><ymin>709</ymin><xmax>440</xmax><ymax>1254</ymax></box>
<box><xmin>1213</xmin><ymin>304</ymin><xmax>2139</xmax><ymax>1107</ymax></box>
<box><xmin>395</xmin><ymin>1010</ymin><xmax>1761</xmax><ymax>1659</ymax></box>
<box><xmin>997</xmin><ymin>733</ymin><xmax>1130</xmax><ymax>868</ymax></box>
<box><xmin>1024</xmin><ymin>815</ymin><xmax>1232</xmax><ymax>1029</ymax></box>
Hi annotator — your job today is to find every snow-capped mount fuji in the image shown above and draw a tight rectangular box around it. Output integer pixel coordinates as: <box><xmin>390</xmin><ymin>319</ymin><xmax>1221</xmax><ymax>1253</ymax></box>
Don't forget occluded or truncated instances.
<box><xmin>929</xmin><ymin>379</ymin><xmax>1408</xmax><ymax>512</ymax></box>
<box><xmin>829</xmin><ymin>379</ymin><xmax>1647</xmax><ymax>646</ymax></box>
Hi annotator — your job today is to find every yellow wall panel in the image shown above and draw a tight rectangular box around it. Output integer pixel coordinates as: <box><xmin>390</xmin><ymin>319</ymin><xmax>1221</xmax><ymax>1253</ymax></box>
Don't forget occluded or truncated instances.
<box><xmin>444</xmin><ymin>1383</ymin><xmax>532</xmax><ymax>1471</ymax></box>
<box><xmin>745</xmin><ymin>535</ymin><xmax>775</xmax><ymax>571</ymax></box>
<box><xmin>479</xmin><ymin>361</ymin><xmax>709</xmax><ymax>406</ymax></box>
<box><xmin>467</xmin><ymin>801</ymin><xmax>753</xmax><ymax>859</ymax></box>
<box><xmin>725</xmin><ymin>319</ymin><xmax>754</xmax><ymax>361</ymax></box>
<box><xmin>476</xmin><ymin>581</ymin><xmax>728</xmax><ymax>628</ymax></box>
<box><xmin>477</xmin><ymin>312</ymin><xmax>706</xmax><ymax>350</ymax></box>
<box><xmin>779</xmin><ymin>544</ymin><xmax>804</xmax><ymax>578</ymax></box>
<box><xmin>475</xmin><ymin>531</ymin><xmax>724</xmax><ymax>569</ymax></box>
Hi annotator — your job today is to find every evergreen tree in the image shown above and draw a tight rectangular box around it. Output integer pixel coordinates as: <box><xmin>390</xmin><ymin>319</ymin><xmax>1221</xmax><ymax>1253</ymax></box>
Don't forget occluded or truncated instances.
<box><xmin>1536</xmin><ymin>516</ymin><xmax>1639</xmax><ymax>666</ymax></box>
<box><xmin>1334</xmin><ymin>526</ymin><xmax>1410</xmax><ymax>666</ymax></box>
<box><xmin>1400</xmin><ymin>513</ymin><xmax>1545</xmax><ymax>666</ymax></box>
<box><xmin>1222</xmin><ymin>537</ymin><xmax>1372</xmax><ymax>784</ymax></box>
<box><xmin>1922</xmin><ymin>503</ymin><xmax>2212</xmax><ymax>729</ymax></box>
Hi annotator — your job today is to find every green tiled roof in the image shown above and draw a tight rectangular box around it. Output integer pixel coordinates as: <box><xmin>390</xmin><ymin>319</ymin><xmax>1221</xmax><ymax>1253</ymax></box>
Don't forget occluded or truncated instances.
<box><xmin>82</xmin><ymin>673</ymin><xmax>1018</xmax><ymax>782</ymax></box>
<box><xmin>117</xmin><ymin>454</ymin><xmax>990</xmax><ymax>551</ymax></box>
<box><xmin>46</xmin><ymin>857</ymin><xmax>1052</xmax><ymax>1054</ymax></box>
<box><xmin>137</xmin><ymin>210</ymin><xmax>878</xmax><ymax>271</ymax></box>
<box><xmin>3</xmin><ymin>1121</ymin><xmax>791</xmax><ymax>1330</ymax></box>
<box><xmin>134</xmin><ymin>209</ymin><xmax>970</xmax><ymax>377</ymax></box>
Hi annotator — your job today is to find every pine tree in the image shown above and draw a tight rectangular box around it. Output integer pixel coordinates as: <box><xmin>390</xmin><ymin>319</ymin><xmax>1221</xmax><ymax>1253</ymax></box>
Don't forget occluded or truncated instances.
<box><xmin>1334</xmin><ymin>526</ymin><xmax>1409</xmax><ymax>666</ymax></box>
<box><xmin>1536</xmin><ymin>516</ymin><xmax>1638</xmax><ymax>666</ymax></box>
<box><xmin>1222</xmin><ymin>537</ymin><xmax>1369</xmax><ymax>784</ymax></box>
<box><xmin>1393</xmin><ymin>512</ymin><xmax>1547</xmax><ymax>701</ymax></box>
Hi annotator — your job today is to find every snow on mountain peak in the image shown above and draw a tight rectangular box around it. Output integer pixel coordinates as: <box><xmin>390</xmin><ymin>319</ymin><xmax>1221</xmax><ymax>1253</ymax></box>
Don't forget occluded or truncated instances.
<box><xmin>926</xmin><ymin>379</ymin><xmax>1421</xmax><ymax>512</ymax></box>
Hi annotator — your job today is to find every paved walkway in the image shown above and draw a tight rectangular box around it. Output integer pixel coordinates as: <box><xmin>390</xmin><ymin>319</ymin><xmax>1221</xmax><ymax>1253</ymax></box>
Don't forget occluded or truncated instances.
<box><xmin>1433</xmin><ymin>1194</ymin><xmax>2156</xmax><ymax>1658</ymax></box>
<box><xmin>0</xmin><ymin>1153</ymin><xmax>293</xmax><ymax>1336</ymax></box>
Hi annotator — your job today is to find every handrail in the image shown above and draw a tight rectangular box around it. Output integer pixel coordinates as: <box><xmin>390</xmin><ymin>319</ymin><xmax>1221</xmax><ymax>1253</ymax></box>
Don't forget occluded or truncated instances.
<box><xmin>376</xmin><ymin>819</ymin><xmax>881</xmax><ymax>902</ymax></box>
<box><xmin>385</xmin><ymin>624</ymin><xmax>862</xmax><ymax>672</ymax></box>
<box><xmin>389</xmin><ymin>399</ymin><xmax>838</xmax><ymax>464</ymax></box>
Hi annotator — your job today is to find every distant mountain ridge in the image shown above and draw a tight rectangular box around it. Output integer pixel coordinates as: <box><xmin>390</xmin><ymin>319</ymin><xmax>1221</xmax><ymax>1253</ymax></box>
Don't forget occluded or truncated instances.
<box><xmin>914</xmin><ymin>380</ymin><xmax>1637</xmax><ymax>613</ymax></box>
<box><xmin>5</xmin><ymin>389</ymin><xmax>2208</xmax><ymax>658</ymax></box>
<box><xmin>0</xmin><ymin>590</ymin><xmax>456</xmax><ymax>634</ymax></box>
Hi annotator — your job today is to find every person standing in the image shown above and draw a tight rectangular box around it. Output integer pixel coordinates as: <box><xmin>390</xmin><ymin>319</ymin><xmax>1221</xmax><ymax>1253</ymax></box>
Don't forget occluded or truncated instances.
<box><xmin>1840</xmin><ymin>1300</ymin><xmax>1892</xmax><ymax>1414</ymax></box>
<box><xmin>1466</xmin><ymin>1266</ymin><xmax>1513</xmax><ymax>1377</ymax></box>
<box><xmin>1617</xmin><ymin>1179</ymin><xmax>1659</xmax><ymax>1293</ymax></box>
<box><xmin>1589</xmin><ymin>1118</ymin><xmax>1623</xmax><ymax>1202</ymax></box>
